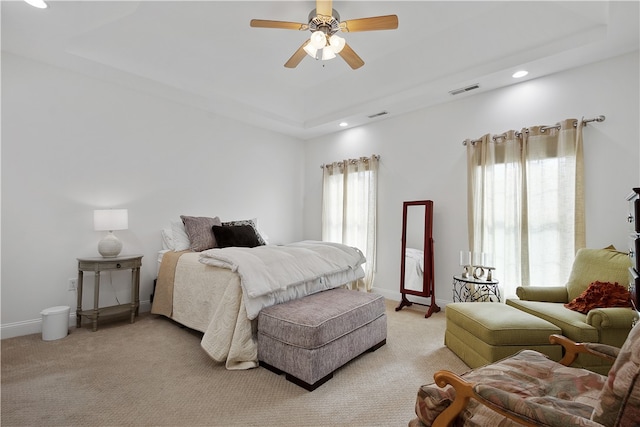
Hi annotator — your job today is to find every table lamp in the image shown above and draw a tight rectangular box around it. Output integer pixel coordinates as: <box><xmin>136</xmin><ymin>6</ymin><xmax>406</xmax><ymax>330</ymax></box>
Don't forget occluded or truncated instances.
<box><xmin>94</xmin><ymin>209</ymin><xmax>128</xmax><ymax>257</ymax></box>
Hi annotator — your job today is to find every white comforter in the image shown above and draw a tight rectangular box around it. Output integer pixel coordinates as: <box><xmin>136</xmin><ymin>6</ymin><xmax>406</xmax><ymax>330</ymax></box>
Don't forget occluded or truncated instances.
<box><xmin>404</xmin><ymin>248</ymin><xmax>425</xmax><ymax>292</ymax></box>
<box><xmin>199</xmin><ymin>240</ymin><xmax>366</xmax><ymax>319</ymax></box>
<box><xmin>405</xmin><ymin>247</ymin><xmax>424</xmax><ymax>273</ymax></box>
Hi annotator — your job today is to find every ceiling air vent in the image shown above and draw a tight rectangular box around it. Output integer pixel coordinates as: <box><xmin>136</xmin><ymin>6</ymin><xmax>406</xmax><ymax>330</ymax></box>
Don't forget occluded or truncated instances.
<box><xmin>367</xmin><ymin>111</ymin><xmax>389</xmax><ymax>119</ymax></box>
<box><xmin>449</xmin><ymin>84</ymin><xmax>480</xmax><ymax>96</ymax></box>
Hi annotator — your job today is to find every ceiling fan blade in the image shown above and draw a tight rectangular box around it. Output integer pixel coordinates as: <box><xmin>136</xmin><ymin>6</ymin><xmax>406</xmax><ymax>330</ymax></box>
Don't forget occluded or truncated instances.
<box><xmin>338</xmin><ymin>43</ymin><xmax>365</xmax><ymax>70</ymax></box>
<box><xmin>250</xmin><ymin>19</ymin><xmax>308</xmax><ymax>31</ymax></box>
<box><xmin>316</xmin><ymin>0</ymin><xmax>333</xmax><ymax>17</ymax></box>
<box><xmin>284</xmin><ymin>40</ymin><xmax>310</xmax><ymax>68</ymax></box>
<box><xmin>340</xmin><ymin>15</ymin><xmax>399</xmax><ymax>32</ymax></box>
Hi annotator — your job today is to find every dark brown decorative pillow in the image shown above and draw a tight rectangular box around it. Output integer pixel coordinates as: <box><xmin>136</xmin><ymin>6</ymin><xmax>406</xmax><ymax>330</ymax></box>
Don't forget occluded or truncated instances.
<box><xmin>222</xmin><ymin>218</ymin><xmax>266</xmax><ymax>245</ymax></box>
<box><xmin>180</xmin><ymin>215</ymin><xmax>222</xmax><ymax>251</ymax></box>
<box><xmin>564</xmin><ymin>281</ymin><xmax>632</xmax><ymax>314</ymax></box>
<box><xmin>212</xmin><ymin>225</ymin><xmax>261</xmax><ymax>248</ymax></box>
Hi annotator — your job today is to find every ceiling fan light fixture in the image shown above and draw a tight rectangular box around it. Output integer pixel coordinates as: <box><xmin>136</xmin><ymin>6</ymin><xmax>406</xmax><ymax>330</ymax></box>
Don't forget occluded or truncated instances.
<box><xmin>24</xmin><ymin>0</ymin><xmax>48</xmax><ymax>8</ymax></box>
<box><xmin>309</xmin><ymin>30</ymin><xmax>327</xmax><ymax>49</ymax></box>
<box><xmin>321</xmin><ymin>48</ymin><xmax>336</xmax><ymax>60</ymax></box>
<box><xmin>250</xmin><ymin>6</ymin><xmax>398</xmax><ymax>69</ymax></box>
<box><xmin>303</xmin><ymin>43</ymin><xmax>319</xmax><ymax>59</ymax></box>
<box><xmin>329</xmin><ymin>34</ymin><xmax>345</xmax><ymax>53</ymax></box>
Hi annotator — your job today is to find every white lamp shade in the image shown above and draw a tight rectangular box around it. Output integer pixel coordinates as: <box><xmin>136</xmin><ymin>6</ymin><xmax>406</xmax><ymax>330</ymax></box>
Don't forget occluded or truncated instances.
<box><xmin>24</xmin><ymin>0</ymin><xmax>48</xmax><ymax>8</ymax></box>
<box><xmin>329</xmin><ymin>34</ymin><xmax>345</xmax><ymax>53</ymax></box>
<box><xmin>304</xmin><ymin>43</ymin><xmax>319</xmax><ymax>59</ymax></box>
<box><xmin>309</xmin><ymin>31</ymin><xmax>327</xmax><ymax>49</ymax></box>
<box><xmin>321</xmin><ymin>48</ymin><xmax>336</xmax><ymax>60</ymax></box>
<box><xmin>94</xmin><ymin>209</ymin><xmax>128</xmax><ymax>231</ymax></box>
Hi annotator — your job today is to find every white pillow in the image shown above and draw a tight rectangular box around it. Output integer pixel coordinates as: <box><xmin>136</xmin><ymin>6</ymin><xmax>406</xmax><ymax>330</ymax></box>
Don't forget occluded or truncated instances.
<box><xmin>171</xmin><ymin>220</ymin><xmax>191</xmax><ymax>251</ymax></box>
<box><xmin>161</xmin><ymin>228</ymin><xmax>174</xmax><ymax>251</ymax></box>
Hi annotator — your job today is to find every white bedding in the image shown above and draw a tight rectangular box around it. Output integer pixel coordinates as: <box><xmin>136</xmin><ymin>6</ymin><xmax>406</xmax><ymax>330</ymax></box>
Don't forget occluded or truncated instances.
<box><xmin>169</xmin><ymin>253</ymin><xmax>257</xmax><ymax>369</ymax></box>
<box><xmin>404</xmin><ymin>248</ymin><xmax>425</xmax><ymax>292</ymax></box>
<box><xmin>199</xmin><ymin>240</ymin><xmax>366</xmax><ymax>319</ymax></box>
<box><xmin>154</xmin><ymin>241</ymin><xmax>366</xmax><ymax>369</ymax></box>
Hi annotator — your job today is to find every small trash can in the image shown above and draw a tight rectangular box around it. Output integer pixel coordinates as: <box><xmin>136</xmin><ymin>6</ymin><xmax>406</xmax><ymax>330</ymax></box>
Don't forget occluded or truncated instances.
<box><xmin>41</xmin><ymin>306</ymin><xmax>70</xmax><ymax>341</ymax></box>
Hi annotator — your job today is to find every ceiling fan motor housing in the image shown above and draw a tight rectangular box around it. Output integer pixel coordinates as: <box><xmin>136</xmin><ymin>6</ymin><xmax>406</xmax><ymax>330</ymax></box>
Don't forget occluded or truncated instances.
<box><xmin>308</xmin><ymin>8</ymin><xmax>341</xmax><ymax>35</ymax></box>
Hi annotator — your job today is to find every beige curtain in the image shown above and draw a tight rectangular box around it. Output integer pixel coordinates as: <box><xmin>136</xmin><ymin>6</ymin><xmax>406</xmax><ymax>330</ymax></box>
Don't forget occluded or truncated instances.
<box><xmin>466</xmin><ymin>119</ymin><xmax>585</xmax><ymax>298</ymax></box>
<box><xmin>322</xmin><ymin>155</ymin><xmax>379</xmax><ymax>291</ymax></box>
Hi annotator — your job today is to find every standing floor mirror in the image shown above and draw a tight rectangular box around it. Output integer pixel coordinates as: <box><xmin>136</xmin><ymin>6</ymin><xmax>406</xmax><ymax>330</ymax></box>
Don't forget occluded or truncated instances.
<box><xmin>395</xmin><ymin>200</ymin><xmax>440</xmax><ymax>318</ymax></box>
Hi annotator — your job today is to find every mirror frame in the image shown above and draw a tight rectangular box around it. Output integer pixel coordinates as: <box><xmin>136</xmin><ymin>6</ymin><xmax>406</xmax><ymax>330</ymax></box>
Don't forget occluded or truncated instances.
<box><xmin>395</xmin><ymin>200</ymin><xmax>440</xmax><ymax>318</ymax></box>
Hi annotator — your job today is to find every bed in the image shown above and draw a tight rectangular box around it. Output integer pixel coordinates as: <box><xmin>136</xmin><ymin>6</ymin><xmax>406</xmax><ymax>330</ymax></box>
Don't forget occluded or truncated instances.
<box><xmin>150</xmin><ymin>216</ymin><xmax>366</xmax><ymax>370</ymax></box>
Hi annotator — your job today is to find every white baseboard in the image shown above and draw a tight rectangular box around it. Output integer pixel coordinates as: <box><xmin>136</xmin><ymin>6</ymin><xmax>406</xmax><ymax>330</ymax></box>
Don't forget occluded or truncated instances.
<box><xmin>0</xmin><ymin>318</ymin><xmax>43</xmax><ymax>339</ymax></box>
<box><xmin>1</xmin><ymin>292</ymin><xmax>448</xmax><ymax>339</ymax></box>
<box><xmin>0</xmin><ymin>300</ymin><xmax>152</xmax><ymax>340</ymax></box>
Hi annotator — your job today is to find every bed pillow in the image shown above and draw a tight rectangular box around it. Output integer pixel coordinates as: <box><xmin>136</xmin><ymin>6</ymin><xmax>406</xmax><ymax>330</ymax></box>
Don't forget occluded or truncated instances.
<box><xmin>161</xmin><ymin>228</ymin><xmax>174</xmax><ymax>251</ymax></box>
<box><xmin>212</xmin><ymin>224</ymin><xmax>262</xmax><ymax>248</ymax></box>
<box><xmin>564</xmin><ymin>281</ymin><xmax>632</xmax><ymax>314</ymax></box>
<box><xmin>171</xmin><ymin>220</ymin><xmax>192</xmax><ymax>251</ymax></box>
<box><xmin>180</xmin><ymin>215</ymin><xmax>222</xmax><ymax>251</ymax></box>
<box><xmin>222</xmin><ymin>218</ymin><xmax>266</xmax><ymax>246</ymax></box>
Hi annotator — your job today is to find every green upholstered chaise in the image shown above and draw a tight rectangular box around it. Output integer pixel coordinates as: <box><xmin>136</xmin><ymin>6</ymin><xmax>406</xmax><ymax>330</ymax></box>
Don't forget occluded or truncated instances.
<box><xmin>506</xmin><ymin>247</ymin><xmax>638</xmax><ymax>374</ymax></box>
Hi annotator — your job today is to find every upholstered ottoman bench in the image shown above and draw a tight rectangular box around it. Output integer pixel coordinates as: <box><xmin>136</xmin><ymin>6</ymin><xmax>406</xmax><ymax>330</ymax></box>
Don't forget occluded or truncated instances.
<box><xmin>258</xmin><ymin>288</ymin><xmax>387</xmax><ymax>391</ymax></box>
<box><xmin>445</xmin><ymin>302</ymin><xmax>562</xmax><ymax>368</ymax></box>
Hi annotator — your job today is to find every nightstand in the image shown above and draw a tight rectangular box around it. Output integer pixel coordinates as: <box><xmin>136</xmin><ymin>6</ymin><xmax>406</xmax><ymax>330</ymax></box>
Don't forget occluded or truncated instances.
<box><xmin>76</xmin><ymin>255</ymin><xmax>143</xmax><ymax>331</ymax></box>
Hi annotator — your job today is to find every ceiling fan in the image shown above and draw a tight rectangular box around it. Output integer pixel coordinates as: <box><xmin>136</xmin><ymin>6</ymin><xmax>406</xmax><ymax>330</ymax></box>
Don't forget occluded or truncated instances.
<box><xmin>250</xmin><ymin>0</ymin><xmax>398</xmax><ymax>70</ymax></box>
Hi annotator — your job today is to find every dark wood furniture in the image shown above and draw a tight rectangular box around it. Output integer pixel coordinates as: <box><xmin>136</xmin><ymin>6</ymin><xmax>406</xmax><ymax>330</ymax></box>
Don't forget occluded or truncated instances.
<box><xmin>395</xmin><ymin>200</ymin><xmax>440</xmax><ymax>318</ymax></box>
<box><xmin>76</xmin><ymin>255</ymin><xmax>143</xmax><ymax>331</ymax></box>
<box><xmin>627</xmin><ymin>188</ymin><xmax>640</xmax><ymax>310</ymax></box>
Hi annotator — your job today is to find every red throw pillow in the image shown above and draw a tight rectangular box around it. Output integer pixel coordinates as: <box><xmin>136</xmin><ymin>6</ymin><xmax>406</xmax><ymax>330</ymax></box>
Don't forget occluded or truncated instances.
<box><xmin>564</xmin><ymin>281</ymin><xmax>632</xmax><ymax>314</ymax></box>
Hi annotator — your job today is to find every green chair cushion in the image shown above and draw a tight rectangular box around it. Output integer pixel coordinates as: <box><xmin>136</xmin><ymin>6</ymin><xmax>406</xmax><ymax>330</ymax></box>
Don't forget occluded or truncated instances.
<box><xmin>446</xmin><ymin>302</ymin><xmax>560</xmax><ymax>346</ymax></box>
<box><xmin>505</xmin><ymin>299</ymin><xmax>599</xmax><ymax>343</ymax></box>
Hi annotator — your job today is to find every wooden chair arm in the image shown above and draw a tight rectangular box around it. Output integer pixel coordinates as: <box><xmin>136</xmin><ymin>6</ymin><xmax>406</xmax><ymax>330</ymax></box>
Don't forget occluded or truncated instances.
<box><xmin>431</xmin><ymin>371</ymin><xmax>539</xmax><ymax>427</ymax></box>
<box><xmin>431</xmin><ymin>371</ymin><xmax>475</xmax><ymax>427</ymax></box>
<box><xmin>549</xmin><ymin>334</ymin><xmax>617</xmax><ymax>366</ymax></box>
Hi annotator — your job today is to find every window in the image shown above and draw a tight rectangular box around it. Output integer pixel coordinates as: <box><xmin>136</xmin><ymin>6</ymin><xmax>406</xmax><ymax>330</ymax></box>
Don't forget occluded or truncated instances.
<box><xmin>467</xmin><ymin>120</ymin><xmax>585</xmax><ymax>298</ymax></box>
<box><xmin>322</xmin><ymin>155</ymin><xmax>379</xmax><ymax>290</ymax></box>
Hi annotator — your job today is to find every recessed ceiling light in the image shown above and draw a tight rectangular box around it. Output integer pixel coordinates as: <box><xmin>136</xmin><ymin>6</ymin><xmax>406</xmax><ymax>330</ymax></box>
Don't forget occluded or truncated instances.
<box><xmin>24</xmin><ymin>0</ymin><xmax>48</xmax><ymax>8</ymax></box>
<box><xmin>339</xmin><ymin>122</ymin><xmax>348</xmax><ymax>127</ymax></box>
<box><xmin>512</xmin><ymin>70</ymin><xmax>528</xmax><ymax>78</ymax></box>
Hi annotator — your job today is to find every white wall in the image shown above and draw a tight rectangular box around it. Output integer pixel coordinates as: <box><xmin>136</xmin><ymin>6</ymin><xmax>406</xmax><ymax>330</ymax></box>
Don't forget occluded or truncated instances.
<box><xmin>303</xmin><ymin>51</ymin><xmax>640</xmax><ymax>307</ymax></box>
<box><xmin>3</xmin><ymin>51</ymin><xmax>638</xmax><ymax>338</ymax></box>
<box><xmin>1</xmin><ymin>53</ymin><xmax>305</xmax><ymax>337</ymax></box>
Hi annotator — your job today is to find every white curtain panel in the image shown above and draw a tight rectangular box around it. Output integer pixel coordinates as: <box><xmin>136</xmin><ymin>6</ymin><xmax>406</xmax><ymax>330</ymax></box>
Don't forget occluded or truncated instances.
<box><xmin>466</xmin><ymin>119</ymin><xmax>585</xmax><ymax>298</ymax></box>
<box><xmin>322</xmin><ymin>155</ymin><xmax>379</xmax><ymax>291</ymax></box>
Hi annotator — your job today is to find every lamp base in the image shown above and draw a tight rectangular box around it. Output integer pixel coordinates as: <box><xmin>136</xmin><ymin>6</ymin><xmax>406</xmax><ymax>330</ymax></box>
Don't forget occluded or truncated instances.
<box><xmin>98</xmin><ymin>232</ymin><xmax>123</xmax><ymax>257</ymax></box>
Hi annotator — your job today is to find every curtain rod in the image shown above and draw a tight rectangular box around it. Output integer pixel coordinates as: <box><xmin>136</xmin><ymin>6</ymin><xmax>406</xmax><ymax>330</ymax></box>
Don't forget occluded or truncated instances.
<box><xmin>462</xmin><ymin>115</ymin><xmax>605</xmax><ymax>146</ymax></box>
<box><xmin>320</xmin><ymin>154</ymin><xmax>380</xmax><ymax>169</ymax></box>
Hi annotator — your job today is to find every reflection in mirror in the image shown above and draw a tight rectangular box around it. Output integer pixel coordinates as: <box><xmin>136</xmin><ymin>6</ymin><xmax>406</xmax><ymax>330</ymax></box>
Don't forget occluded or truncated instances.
<box><xmin>403</xmin><ymin>204</ymin><xmax>425</xmax><ymax>292</ymax></box>
<box><xmin>396</xmin><ymin>200</ymin><xmax>440</xmax><ymax>318</ymax></box>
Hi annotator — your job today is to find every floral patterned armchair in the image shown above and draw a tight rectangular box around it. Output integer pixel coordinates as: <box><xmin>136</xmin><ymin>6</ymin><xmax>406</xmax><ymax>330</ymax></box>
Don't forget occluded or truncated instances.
<box><xmin>410</xmin><ymin>321</ymin><xmax>640</xmax><ymax>427</ymax></box>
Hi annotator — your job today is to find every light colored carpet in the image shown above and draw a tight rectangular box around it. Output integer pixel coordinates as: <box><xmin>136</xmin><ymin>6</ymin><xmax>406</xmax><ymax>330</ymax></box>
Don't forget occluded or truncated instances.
<box><xmin>1</xmin><ymin>300</ymin><xmax>469</xmax><ymax>426</ymax></box>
